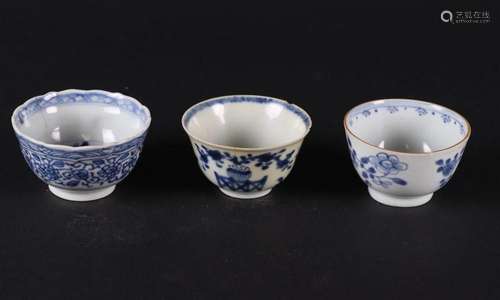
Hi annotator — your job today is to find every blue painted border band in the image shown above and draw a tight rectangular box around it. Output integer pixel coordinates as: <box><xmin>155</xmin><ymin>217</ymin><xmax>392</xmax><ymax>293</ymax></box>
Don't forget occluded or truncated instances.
<box><xmin>183</xmin><ymin>95</ymin><xmax>311</xmax><ymax>128</ymax></box>
<box><xmin>15</xmin><ymin>91</ymin><xmax>150</xmax><ymax>125</ymax></box>
<box><xmin>347</xmin><ymin>100</ymin><xmax>468</xmax><ymax>136</ymax></box>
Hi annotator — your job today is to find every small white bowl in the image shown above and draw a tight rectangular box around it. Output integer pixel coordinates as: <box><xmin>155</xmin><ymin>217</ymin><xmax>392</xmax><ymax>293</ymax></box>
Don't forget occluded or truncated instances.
<box><xmin>182</xmin><ymin>95</ymin><xmax>312</xmax><ymax>199</ymax></box>
<box><xmin>11</xmin><ymin>89</ymin><xmax>151</xmax><ymax>201</ymax></box>
<box><xmin>344</xmin><ymin>98</ymin><xmax>471</xmax><ymax>207</ymax></box>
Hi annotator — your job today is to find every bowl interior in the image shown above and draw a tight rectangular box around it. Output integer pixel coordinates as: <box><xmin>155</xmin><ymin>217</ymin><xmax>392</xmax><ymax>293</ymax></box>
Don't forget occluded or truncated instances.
<box><xmin>183</xmin><ymin>96</ymin><xmax>311</xmax><ymax>149</ymax></box>
<box><xmin>14</xmin><ymin>91</ymin><xmax>150</xmax><ymax>147</ymax></box>
<box><xmin>346</xmin><ymin>99</ymin><xmax>469</xmax><ymax>153</ymax></box>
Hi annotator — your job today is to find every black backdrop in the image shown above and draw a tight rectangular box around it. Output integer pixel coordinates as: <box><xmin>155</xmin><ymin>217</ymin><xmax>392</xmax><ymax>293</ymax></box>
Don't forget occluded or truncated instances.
<box><xmin>1</xmin><ymin>2</ymin><xmax>499</xmax><ymax>299</ymax></box>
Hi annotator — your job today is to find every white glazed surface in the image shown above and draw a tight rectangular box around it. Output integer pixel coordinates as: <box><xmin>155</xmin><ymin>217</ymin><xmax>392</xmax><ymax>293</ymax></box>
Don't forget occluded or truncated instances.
<box><xmin>345</xmin><ymin>99</ymin><xmax>470</xmax><ymax>207</ymax></box>
<box><xmin>183</xmin><ymin>95</ymin><xmax>311</xmax><ymax>199</ymax></box>
<box><xmin>18</xmin><ymin>103</ymin><xmax>145</xmax><ymax>147</ymax></box>
<box><xmin>13</xmin><ymin>90</ymin><xmax>150</xmax><ymax>148</ymax></box>
<box><xmin>49</xmin><ymin>185</ymin><xmax>116</xmax><ymax>201</ymax></box>
<box><xmin>186</xmin><ymin>101</ymin><xmax>308</xmax><ymax>149</ymax></box>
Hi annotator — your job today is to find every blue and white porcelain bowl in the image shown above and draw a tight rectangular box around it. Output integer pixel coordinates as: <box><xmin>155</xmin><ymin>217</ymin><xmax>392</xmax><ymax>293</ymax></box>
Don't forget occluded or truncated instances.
<box><xmin>182</xmin><ymin>95</ymin><xmax>312</xmax><ymax>199</ymax></box>
<box><xmin>344</xmin><ymin>98</ymin><xmax>471</xmax><ymax>207</ymax></box>
<box><xmin>11</xmin><ymin>89</ymin><xmax>151</xmax><ymax>201</ymax></box>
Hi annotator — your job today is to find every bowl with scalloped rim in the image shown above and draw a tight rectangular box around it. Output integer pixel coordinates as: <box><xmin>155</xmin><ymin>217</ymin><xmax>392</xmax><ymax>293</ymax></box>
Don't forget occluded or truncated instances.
<box><xmin>11</xmin><ymin>89</ymin><xmax>151</xmax><ymax>201</ymax></box>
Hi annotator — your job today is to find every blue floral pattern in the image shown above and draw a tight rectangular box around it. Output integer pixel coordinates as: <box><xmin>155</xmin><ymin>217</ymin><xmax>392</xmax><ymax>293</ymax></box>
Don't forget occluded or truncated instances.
<box><xmin>441</xmin><ymin>114</ymin><xmax>452</xmax><ymax>124</ymax></box>
<box><xmin>193</xmin><ymin>143</ymin><xmax>296</xmax><ymax>192</ymax></box>
<box><xmin>194</xmin><ymin>144</ymin><xmax>295</xmax><ymax>172</ymax></box>
<box><xmin>386</xmin><ymin>106</ymin><xmax>399</xmax><ymax>114</ymax></box>
<box><xmin>436</xmin><ymin>150</ymin><xmax>464</xmax><ymax>187</ymax></box>
<box><xmin>17</xmin><ymin>133</ymin><xmax>147</xmax><ymax>189</ymax></box>
<box><xmin>347</xmin><ymin>138</ymin><xmax>408</xmax><ymax>188</ymax></box>
<box><xmin>13</xmin><ymin>90</ymin><xmax>150</xmax><ymax>190</ymax></box>
<box><xmin>415</xmin><ymin>107</ymin><xmax>428</xmax><ymax>116</ymax></box>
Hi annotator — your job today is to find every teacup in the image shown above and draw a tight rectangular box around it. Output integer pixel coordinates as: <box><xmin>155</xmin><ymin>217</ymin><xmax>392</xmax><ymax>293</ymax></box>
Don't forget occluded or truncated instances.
<box><xmin>344</xmin><ymin>98</ymin><xmax>471</xmax><ymax>207</ymax></box>
<box><xmin>182</xmin><ymin>95</ymin><xmax>312</xmax><ymax>199</ymax></box>
<box><xmin>11</xmin><ymin>89</ymin><xmax>151</xmax><ymax>201</ymax></box>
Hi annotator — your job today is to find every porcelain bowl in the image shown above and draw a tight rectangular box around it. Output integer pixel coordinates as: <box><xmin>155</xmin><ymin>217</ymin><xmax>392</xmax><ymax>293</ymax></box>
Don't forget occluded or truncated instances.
<box><xmin>344</xmin><ymin>98</ymin><xmax>471</xmax><ymax>207</ymax></box>
<box><xmin>182</xmin><ymin>95</ymin><xmax>312</xmax><ymax>199</ymax></box>
<box><xmin>11</xmin><ymin>89</ymin><xmax>151</xmax><ymax>201</ymax></box>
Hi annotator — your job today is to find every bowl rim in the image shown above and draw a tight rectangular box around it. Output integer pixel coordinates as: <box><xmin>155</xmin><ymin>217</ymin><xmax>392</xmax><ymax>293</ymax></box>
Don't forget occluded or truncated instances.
<box><xmin>11</xmin><ymin>89</ymin><xmax>152</xmax><ymax>151</ymax></box>
<box><xmin>343</xmin><ymin>98</ymin><xmax>471</xmax><ymax>155</ymax></box>
<box><xmin>181</xmin><ymin>94</ymin><xmax>312</xmax><ymax>152</ymax></box>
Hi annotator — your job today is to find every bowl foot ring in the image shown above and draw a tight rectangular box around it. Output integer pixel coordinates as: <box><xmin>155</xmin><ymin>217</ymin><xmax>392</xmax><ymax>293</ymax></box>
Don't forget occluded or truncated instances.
<box><xmin>219</xmin><ymin>188</ymin><xmax>272</xmax><ymax>199</ymax></box>
<box><xmin>48</xmin><ymin>185</ymin><xmax>116</xmax><ymax>201</ymax></box>
<box><xmin>368</xmin><ymin>187</ymin><xmax>433</xmax><ymax>207</ymax></box>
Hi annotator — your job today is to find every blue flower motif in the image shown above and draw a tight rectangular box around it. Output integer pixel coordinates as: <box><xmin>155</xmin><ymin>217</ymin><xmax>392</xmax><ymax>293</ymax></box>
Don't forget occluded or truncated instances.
<box><xmin>460</xmin><ymin>125</ymin><xmax>465</xmax><ymax>135</ymax></box>
<box><xmin>386</xmin><ymin>106</ymin><xmax>399</xmax><ymax>113</ymax></box>
<box><xmin>436</xmin><ymin>152</ymin><xmax>463</xmax><ymax>187</ymax></box>
<box><xmin>441</xmin><ymin>114</ymin><xmax>451</xmax><ymax>123</ymax></box>
<box><xmin>415</xmin><ymin>107</ymin><xmax>427</xmax><ymax>116</ymax></box>
<box><xmin>195</xmin><ymin>144</ymin><xmax>295</xmax><ymax>173</ymax></box>
<box><xmin>346</xmin><ymin>142</ymin><xmax>408</xmax><ymax>188</ymax></box>
<box><xmin>370</xmin><ymin>152</ymin><xmax>408</xmax><ymax>175</ymax></box>
<box><xmin>436</xmin><ymin>158</ymin><xmax>457</xmax><ymax>176</ymax></box>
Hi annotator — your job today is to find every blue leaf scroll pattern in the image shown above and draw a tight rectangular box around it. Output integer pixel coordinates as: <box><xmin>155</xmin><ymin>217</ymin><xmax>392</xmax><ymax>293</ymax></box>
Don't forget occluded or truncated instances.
<box><xmin>17</xmin><ymin>133</ymin><xmax>146</xmax><ymax>189</ymax></box>
<box><xmin>347</xmin><ymin>138</ymin><xmax>408</xmax><ymax>188</ymax></box>
<box><xmin>194</xmin><ymin>143</ymin><xmax>296</xmax><ymax>192</ymax></box>
<box><xmin>436</xmin><ymin>149</ymin><xmax>464</xmax><ymax>187</ymax></box>
<box><xmin>194</xmin><ymin>144</ymin><xmax>295</xmax><ymax>172</ymax></box>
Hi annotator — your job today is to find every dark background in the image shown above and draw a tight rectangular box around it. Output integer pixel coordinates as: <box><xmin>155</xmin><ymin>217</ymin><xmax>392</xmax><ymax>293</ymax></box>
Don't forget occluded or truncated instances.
<box><xmin>0</xmin><ymin>2</ymin><xmax>499</xmax><ymax>299</ymax></box>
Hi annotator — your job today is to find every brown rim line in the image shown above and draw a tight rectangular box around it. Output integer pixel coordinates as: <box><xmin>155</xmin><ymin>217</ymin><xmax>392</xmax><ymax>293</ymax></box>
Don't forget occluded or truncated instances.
<box><xmin>181</xmin><ymin>95</ymin><xmax>312</xmax><ymax>152</ymax></box>
<box><xmin>343</xmin><ymin>98</ymin><xmax>471</xmax><ymax>156</ymax></box>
